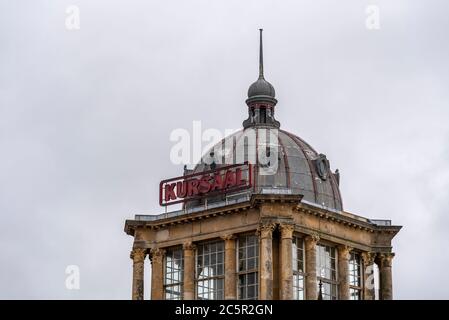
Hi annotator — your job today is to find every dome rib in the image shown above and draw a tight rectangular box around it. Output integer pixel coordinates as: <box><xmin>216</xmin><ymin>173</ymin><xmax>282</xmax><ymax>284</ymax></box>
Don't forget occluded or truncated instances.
<box><xmin>281</xmin><ymin>130</ymin><xmax>319</xmax><ymax>204</ymax></box>
<box><xmin>277</xmin><ymin>135</ymin><xmax>291</xmax><ymax>188</ymax></box>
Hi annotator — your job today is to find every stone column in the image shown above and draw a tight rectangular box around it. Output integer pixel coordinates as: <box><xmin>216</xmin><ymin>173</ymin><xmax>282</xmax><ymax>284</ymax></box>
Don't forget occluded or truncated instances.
<box><xmin>258</xmin><ymin>222</ymin><xmax>276</xmax><ymax>300</ymax></box>
<box><xmin>150</xmin><ymin>248</ymin><xmax>165</xmax><ymax>300</ymax></box>
<box><xmin>130</xmin><ymin>247</ymin><xmax>147</xmax><ymax>300</ymax></box>
<box><xmin>304</xmin><ymin>235</ymin><xmax>319</xmax><ymax>300</ymax></box>
<box><xmin>222</xmin><ymin>234</ymin><xmax>237</xmax><ymax>300</ymax></box>
<box><xmin>379</xmin><ymin>252</ymin><xmax>395</xmax><ymax>300</ymax></box>
<box><xmin>279</xmin><ymin>223</ymin><xmax>294</xmax><ymax>300</ymax></box>
<box><xmin>361</xmin><ymin>252</ymin><xmax>376</xmax><ymax>300</ymax></box>
<box><xmin>183</xmin><ymin>242</ymin><xmax>196</xmax><ymax>300</ymax></box>
<box><xmin>337</xmin><ymin>245</ymin><xmax>351</xmax><ymax>300</ymax></box>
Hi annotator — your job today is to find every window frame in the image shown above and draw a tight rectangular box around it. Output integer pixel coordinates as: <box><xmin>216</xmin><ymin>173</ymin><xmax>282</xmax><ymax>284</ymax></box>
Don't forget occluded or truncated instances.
<box><xmin>292</xmin><ymin>236</ymin><xmax>306</xmax><ymax>300</ymax></box>
<box><xmin>237</xmin><ymin>233</ymin><xmax>259</xmax><ymax>300</ymax></box>
<box><xmin>195</xmin><ymin>239</ymin><xmax>225</xmax><ymax>300</ymax></box>
<box><xmin>349</xmin><ymin>251</ymin><xmax>363</xmax><ymax>300</ymax></box>
<box><xmin>316</xmin><ymin>242</ymin><xmax>338</xmax><ymax>300</ymax></box>
<box><xmin>163</xmin><ymin>246</ymin><xmax>184</xmax><ymax>300</ymax></box>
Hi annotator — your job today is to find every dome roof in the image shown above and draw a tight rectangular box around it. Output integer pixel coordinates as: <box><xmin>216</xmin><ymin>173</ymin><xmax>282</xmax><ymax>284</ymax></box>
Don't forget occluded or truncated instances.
<box><xmin>248</xmin><ymin>78</ymin><xmax>276</xmax><ymax>98</ymax></box>
<box><xmin>192</xmin><ymin>129</ymin><xmax>343</xmax><ymax>211</ymax></box>
<box><xmin>186</xmin><ymin>30</ymin><xmax>342</xmax><ymax>211</ymax></box>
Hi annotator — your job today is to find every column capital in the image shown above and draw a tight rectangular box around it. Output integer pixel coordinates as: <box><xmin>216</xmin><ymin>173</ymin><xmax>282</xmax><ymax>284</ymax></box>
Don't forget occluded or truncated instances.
<box><xmin>379</xmin><ymin>252</ymin><xmax>395</xmax><ymax>267</ymax></box>
<box><xmin>149</xmin><ymin>248</ymin><xmax>165</xmax><ymax>264</ymax></box>
<box><xmin>304</xmin><ymin>234</ymin><xmax>320</xmax><ymax>248</ymax></box>
<box><xmin>183</xmin><ymin>241</ymin><xmax>196</xmax><ymax>251</ymax></box>
<box><xmin>279</xmin><ymin>223</ymin><xmax>295</xmax><ymax>239</ymax></box>
<box><xmin>257</xmin><ymin>222</ymin><xmax>276</xmax><ymax>239</ymax></box>
<box><xmin>221</xmin><ymin>233</ymin><xmax>236</xmax><ymax>241</ymax></box>
<box><xmin>361</xmin><ymin>251</ymin><xmax>376</xmax><ymax>266</ymax></box>
<box><xmin>337</xmin><ymin>245</ymin><xmax>351</xmax><ymax>260</ymax></box>
<box><xmin>130</xmin><ymin>247</ymin><xmax>147</xmax><ymax>263</ymax></box>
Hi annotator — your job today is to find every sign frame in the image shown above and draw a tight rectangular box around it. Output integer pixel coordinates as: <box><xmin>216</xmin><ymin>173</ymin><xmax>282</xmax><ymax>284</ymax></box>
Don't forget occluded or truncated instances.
<box><xmin>159</xmin><ymin>162</ymin><xmax>252</xmax><ymax>206</ymax></box>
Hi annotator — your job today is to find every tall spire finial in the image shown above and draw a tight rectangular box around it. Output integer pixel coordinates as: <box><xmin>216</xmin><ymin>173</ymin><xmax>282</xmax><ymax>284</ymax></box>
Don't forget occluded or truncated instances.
<box><xmin>259</xmin><ymin>28</ymin><xmax>264</xmax><ymax>79</ymax></box>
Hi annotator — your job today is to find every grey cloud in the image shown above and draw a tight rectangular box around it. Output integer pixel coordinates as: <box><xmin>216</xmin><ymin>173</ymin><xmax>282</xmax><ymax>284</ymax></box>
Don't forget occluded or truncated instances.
<box><xmin>0</xmin><ymin>0</ymin><xmax>448</xmax><ymax>298</ymax></box>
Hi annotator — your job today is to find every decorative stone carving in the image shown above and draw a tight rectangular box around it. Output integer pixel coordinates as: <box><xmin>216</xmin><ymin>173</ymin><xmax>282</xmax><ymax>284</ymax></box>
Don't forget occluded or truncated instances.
<box><xmin>314</xmin><ymin>154</ymin><xmax>330</xmax><ymax>180</ymax></box>
<box><xmin>257</xmin><ymin>222</ymin><xmax>276</xmax><ymax>239</ymax></box>
<box><xmin>279</xmin><ymin>223</ymin><xmax>294</xmax><ymax>239</ymax></box>
<box><xmin>149</xmin><ymin>248</ymin><xmax>165</xmax><ymax>264</ymax></box>
<box><xmin>130</xmin><ymin>248</ymin><xmax>147</xmax><ymax>263</ymax></box>
<box><xmin>183</xmin><ymin>241</ymin><xmax>196</xmax><ymax>251</ymax></box>
<box><xmin>337</xmin><ymin>245</ymin><xmax>351</xmax><ymax>260</ymax></box>
<box><xmin>221</xmin><ymin>234</ymin><xmax>236</xmax><ymax>241</ymax></box>
<box><xmin>361</xmin><ymin>252</ymin><xmax>376</xmax><ymax>266</ymax></box>
<box><xmin>379</xmin><ymin>252</ymin><xmax>395</xmax><ymax>267</ymax></box>
<box><xmin>304</xmin><ymin>234</ymin><xmax>320</xmax><ymax>249</ymax></box>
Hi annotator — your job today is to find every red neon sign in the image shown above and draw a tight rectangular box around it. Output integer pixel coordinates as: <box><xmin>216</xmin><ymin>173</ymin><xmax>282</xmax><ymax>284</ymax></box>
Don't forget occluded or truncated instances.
<box><xmin>159</xmin><ymin>163</ymin><xmax>252</xmax><ymax>206</ymax></box>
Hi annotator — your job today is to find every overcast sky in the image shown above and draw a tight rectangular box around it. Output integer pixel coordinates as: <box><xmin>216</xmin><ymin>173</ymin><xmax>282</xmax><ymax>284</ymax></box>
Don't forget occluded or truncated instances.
<box><xmin>1</xmin><ymin>0</ymin><xmax>448</xmax><ymax>299</ymax></box>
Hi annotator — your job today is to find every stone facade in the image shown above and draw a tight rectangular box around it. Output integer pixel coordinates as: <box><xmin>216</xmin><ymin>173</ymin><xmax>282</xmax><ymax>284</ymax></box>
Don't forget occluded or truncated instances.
<box><xmin>125</xmin><ymin>193</ymin><xmax>401</xmax><ymax>300</ymax></box>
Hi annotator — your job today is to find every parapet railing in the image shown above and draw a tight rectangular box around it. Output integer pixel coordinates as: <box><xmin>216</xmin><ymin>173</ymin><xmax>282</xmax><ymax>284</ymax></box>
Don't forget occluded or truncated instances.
<box><xmin>134</xmin><ymin>187</ymin><xmax>392</xmax><ymax>226</ymax></box>
<box><xmin>135</xmin><ymin>192</ymin><xmax>251</xmax><ymax>222</ymax></box>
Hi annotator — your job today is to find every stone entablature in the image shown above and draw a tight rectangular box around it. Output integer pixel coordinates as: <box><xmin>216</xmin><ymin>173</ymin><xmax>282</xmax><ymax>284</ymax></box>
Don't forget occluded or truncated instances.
<box><xmin>125</xmin><ymin>194</ymin><xmax>400</xmax><ymax>252</ymax></box>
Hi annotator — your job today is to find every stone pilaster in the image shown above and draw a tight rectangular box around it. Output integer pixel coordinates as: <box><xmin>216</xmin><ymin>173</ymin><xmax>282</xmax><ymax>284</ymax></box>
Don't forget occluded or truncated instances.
<box><xmin>304</xmin><ymin>234</ymin><xmax>319</xmax><ymax>300</ymax></box>
<box><xmin>257</xmin><ymin>222</ymin><xmax>276</xmax><ymax>300</ymax></box>
<box><xmin>222</xmin><ymin>234</ymin><xmax>237</xmax><ymax>300</ymax></box>
<box><xmin>361</xmin><ymin>252</ymin><xmax>376</xmax><ymax>300</ymax></box>
<box><xmin>337</xmin><ymin>245</ymin><xmax>351</xmax><ymax>300</ymax></box>
<box><xmin>150</xmin><ymin>248</ymin><xmax>165</xmax><ymax>300</ymax></box>
<box><xmin>183</xmin><ymin>241</ymin><xmax>196</xmax><ymax>300</ymax></box>
<box><xmin>279</xmin><ymin>223</ymin><xmax>294</xmax><ymax>300</ymax></box>
<box><xmin>130</xmin><ymin>247</ymin><xmax>147</xmax><ymax>300</ymax></box>
<box><xmin>379</xmin><ymin>252</ymin><xmax>395</xmax><ymax>300</ymax></box>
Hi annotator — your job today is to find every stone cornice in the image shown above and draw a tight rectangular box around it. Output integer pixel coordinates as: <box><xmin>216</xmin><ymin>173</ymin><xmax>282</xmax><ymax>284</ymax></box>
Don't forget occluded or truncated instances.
<box><xmin>124</xmin><ymin>201</ymin><xmax>252</xmax><ymax>236</ymax></box>
<box><xmin>250</xmin><ymin>193</ymin><xmax>303</xmax><ymax>207</ymax></box>
<box><xmin>295</xmin><ymin>202</ymin><xmax>402</xmax><ymax>235</ymax></box>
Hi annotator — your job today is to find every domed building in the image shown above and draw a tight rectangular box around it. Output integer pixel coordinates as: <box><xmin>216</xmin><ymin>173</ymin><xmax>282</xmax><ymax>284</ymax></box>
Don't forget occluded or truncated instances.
<box><xmin>125</xmin><ymin>30</ymin><xmax>401</xmax><ymax>301</ymax></box>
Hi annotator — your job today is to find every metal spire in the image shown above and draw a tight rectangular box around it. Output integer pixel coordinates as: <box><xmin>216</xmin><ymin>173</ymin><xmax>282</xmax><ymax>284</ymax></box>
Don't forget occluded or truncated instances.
<box><xmin>259</xmin><ymin>28</ymin><xmax>264</xmax><ymax>79</ymax></box>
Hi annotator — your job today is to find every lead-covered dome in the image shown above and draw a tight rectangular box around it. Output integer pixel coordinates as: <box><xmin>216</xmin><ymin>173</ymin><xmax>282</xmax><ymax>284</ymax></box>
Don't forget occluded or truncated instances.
<box><xmin>191</xmin><ymin>129</ymin><xmax>343</xmax><ymax>211</ymax></box>
<box><xmin>248</xmin><ymin>78</ymin><xmax>276</xmax><ymax>98</ymax></box>
<box><xmin>186</xmin><ymin>29</ymin><xmax>342</xmax><ymax>211</ymax></box>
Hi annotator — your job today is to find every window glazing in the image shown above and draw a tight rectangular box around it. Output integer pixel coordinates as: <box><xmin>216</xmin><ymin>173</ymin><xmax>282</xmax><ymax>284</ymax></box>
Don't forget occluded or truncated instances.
<box><xmin>164</xmin><ymin>247</ymin><xmax>184</xmax><ymax>300</ymax></box>
<box><xmin>316</xmin><ymin>244</ymin><xmax>338</xmax><ymax>300</ymax></box>
<box><xmin>238</xmin><ymin>234</ymin><xmax>259</xmax><ymax>300</ymax></box>
<box><xmin>196</xmin><ymin>240</ymin><xmax>225</xmax><ymax>300</ymax></box>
